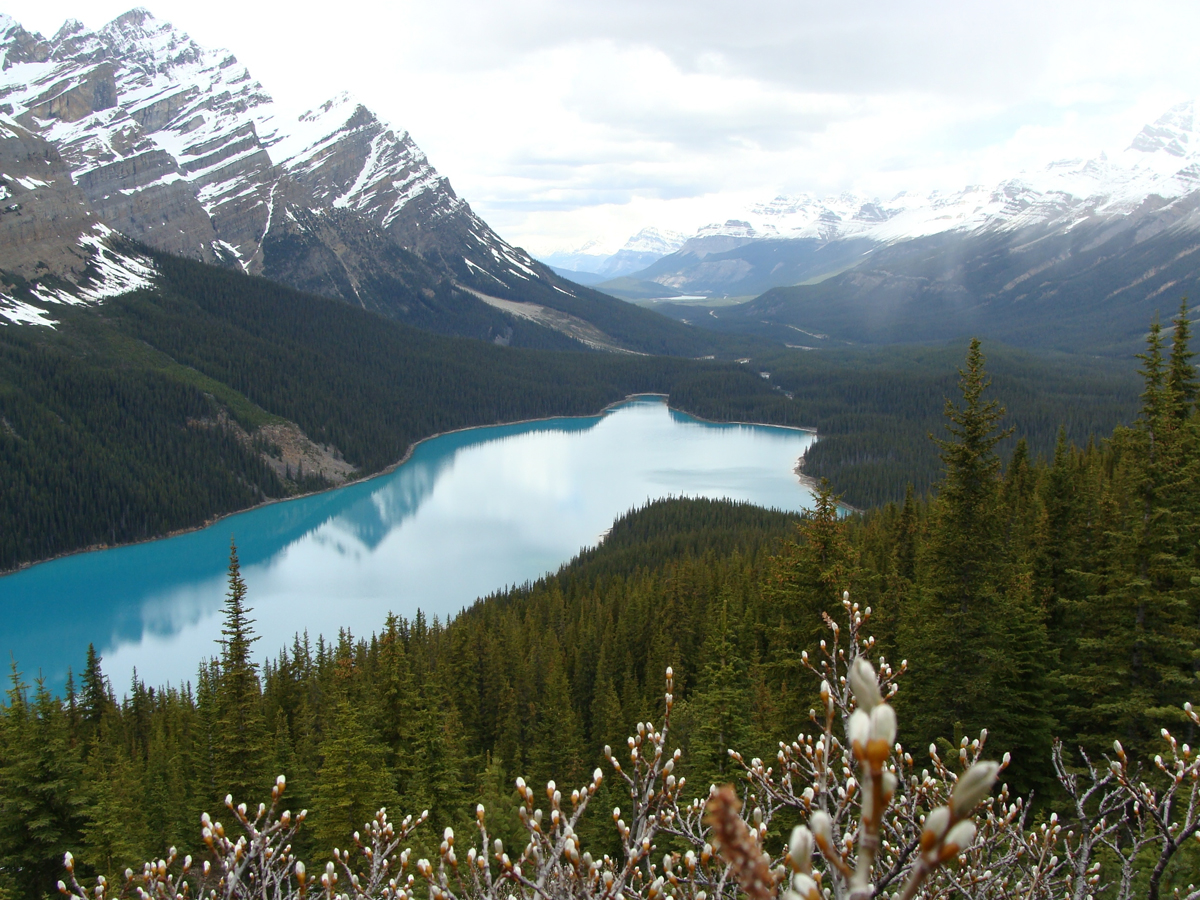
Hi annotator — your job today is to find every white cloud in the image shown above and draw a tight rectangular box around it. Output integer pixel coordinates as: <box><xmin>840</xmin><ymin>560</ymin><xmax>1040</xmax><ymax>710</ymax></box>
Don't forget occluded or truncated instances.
<box><xmin>7</xmin><ymin>0</ymin><xmax>1200</xmax><ymax>254</ymax></box>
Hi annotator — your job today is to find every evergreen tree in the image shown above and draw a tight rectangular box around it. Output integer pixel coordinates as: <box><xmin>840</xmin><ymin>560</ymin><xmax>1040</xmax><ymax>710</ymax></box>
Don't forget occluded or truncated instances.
<box><xmin>1168</xmin><ymin>299</ymin><xmax>1198</xmax><ymax>423</ymax></box>
<box><xmin>1065</xmin><ymin>319</ymin><xmax>1200</xmax><ymax>751</ymax></box>
<box><xmin>762</xmin><ymin>480</ymin><xmax>856</xmax><ymax>735</ymax></box>
<box><xmin>687</xmin><ymin>593</ymin><xmax>760</xmax><ymax>788</ymax></box>
<box><xmin>213</xmin><ymin>541</ymin><xmax>269</xmax><ymax>802</ymax></box>
<box><xmin>899</xmin><ymin>340</ymin><xmax>1053</xmax><ymax>792</ymax></box>
<box><xmin>527</xmin><ymin>636</ymin><xmax>586</xmax><ymax>787</ymax></box>
<box><xmin>0</xmin><ymin>669</ymin><xmax>85</xmax><ymax>900</ymax></box>
<box><xmin>310</xmin><ymin>693</ymin><xmax>399</xmax><ymax>854</ymax></box>
<box><xmin>79</xmin><ymin>719</ymin><xmax>150</xmax><ymax>880</ymax></box>
<box><xmin>79</xmin><ymin>644</ymin><xmax>110</xmax><ymax>735</ymax></box>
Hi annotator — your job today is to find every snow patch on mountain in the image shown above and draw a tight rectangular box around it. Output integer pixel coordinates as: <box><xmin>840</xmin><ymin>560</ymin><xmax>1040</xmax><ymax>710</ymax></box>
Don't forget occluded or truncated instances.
<box><xmin>0</xmin><ymin>223</ymin><xmax>156</xmax><ymax>326</ymax></box>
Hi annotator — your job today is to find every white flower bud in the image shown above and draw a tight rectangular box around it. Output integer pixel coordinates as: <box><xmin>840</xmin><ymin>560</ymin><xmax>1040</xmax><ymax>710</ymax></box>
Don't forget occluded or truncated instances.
<box><xmin>787</xmin><ymin>825</ymin><xmax>813</xmax><ymax>872</ymax></box>
<box><xmin>788</xmin><ymin>873</ymin><xmax>819</xmax><ymax>900</ymax></box>
<box><xmin>881</xmin><ymin>771</ymin><xmax>898</xmax><ymax>798</ymax></box>
<box><xmin>870</xmin><ymin>703</ymin><xmax>897</xmax><ymax>745</ymax></box>
<box><xmin>943</xmin><ymin>820</ymin><xmax>977</xmax><ymax>854</ymax></box>
<box><xmin>848</xmin><ymin>658</ymin><xmax>882</xmax><ymax>710</ymax></box>
<box><xmin>951</xmin><ymin>761</ymin><xmax>1000</xmax><ymax>817</ymax></box>
<box><xmin>923</xmin><ymin>806</ymin><xmax>950</xmax><ymax>842</ymax></box>
<box><xmin>848</xmin><ymin>709</ymin><xmax>871</xmax><ymax>749</ymax></box>
<box><xmin>810</xmin><ymin>810</ymin><xmax>833</xmax><ymax>847</ymax></box>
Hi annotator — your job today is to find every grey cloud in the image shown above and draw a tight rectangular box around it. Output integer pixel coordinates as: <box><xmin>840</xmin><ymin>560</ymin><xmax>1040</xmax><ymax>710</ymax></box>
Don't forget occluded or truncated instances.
<box><xmin>406</xmin><ymin>0</ymin><xmax>1199</xmax><ymax>101</ymax></box>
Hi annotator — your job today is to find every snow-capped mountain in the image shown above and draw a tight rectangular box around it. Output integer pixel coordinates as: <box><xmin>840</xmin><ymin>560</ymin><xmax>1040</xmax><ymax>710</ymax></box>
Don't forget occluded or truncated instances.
<box><xmin>597</xmin><ymin>227</ymin><xmax>688</xmax><ymax>279</ymax></box>
<box><xmin>538</xmin><ymin>227</ymin><xmax>688</xmax><ymax>278</ymax></box>
<box><xmin>538</xmin><ymin>239</ymin><xmax>613</xmax><ymax>274</ymax></box>
<box><xmin>0</xmin><ymin>8</ymin><xmax>561</xmax><ymax>330</ymax></box>
<box><xmin>619</xmin><ymin>227</ymin><xmax>688</xmax><ymax>256</ymax></box>
<box><xmin>673</xmin><ymin>101</ymin><xmax>1200</xmax><ymax>253</ymax></box>
<box><xmin>633</xmin><ymin>103</ymin><xmax>1200</xmax><ymax>353</ymax></box>
<box><xmin>612</xmin><ymin>101</ymin><xmax>1200</xmax><ymax>313</ymax></box>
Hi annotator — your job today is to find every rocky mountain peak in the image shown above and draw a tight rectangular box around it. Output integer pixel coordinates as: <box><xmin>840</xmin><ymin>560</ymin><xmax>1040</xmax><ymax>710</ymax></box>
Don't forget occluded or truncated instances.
<box><xmin>1129</xmin><ymin>100</ymin><xmax>1196</xmax><ymax>157</ymax></box>
<box><xmin>0</xmin><ymin>7</ymin><xmax>556</xmax><ymax>327</ymax></box>
<box><xmin>0</xmin><ymin>17</ymin><xmax>49</xmax><ymax>68</ymax></box>
<box><xmin>621</xmin><ymin>227</ymin><xmax>686</xmax><ymax>254</ymax></box>
<box><xmin>52</xmin><ymin>18</ymin><xmax>86</xmax><ymax>40</ymax></box>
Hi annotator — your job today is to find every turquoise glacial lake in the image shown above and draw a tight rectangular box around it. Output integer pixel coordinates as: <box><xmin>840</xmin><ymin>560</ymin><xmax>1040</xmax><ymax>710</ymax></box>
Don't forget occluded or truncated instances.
<box><xmin>0</xmin><ymin>397</ymin><xmax>817</xmax><ymax>694</ymax></box>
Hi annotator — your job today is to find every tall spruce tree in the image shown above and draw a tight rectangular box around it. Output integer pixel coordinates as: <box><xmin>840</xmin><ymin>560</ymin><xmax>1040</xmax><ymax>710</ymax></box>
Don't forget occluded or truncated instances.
<box><xmin>1065</xmin><ymin>316</ymin><xmax>1200</xmax><ymax>751</ymax></box>
<box><xmin>1168</xmin><ymin>299</ymin><xmax>1198</xmax><ymax>423</ymax></box>
<box><xmin>310</xmin><ymin>693</ymin><xmax>399</xmax><ymax>854</ymax></box>
<box><xmin>213</xmin><ymin>541</ymin><xmax>269</xmax><ymax>802</ymax></box>
<box><xmin>687</xmin><ymin>593</ymin><xmax>760</xmax><ymax>788</ymax></box>
<box><xmin>899</xmin><ymin>340</ymin><xmax>1053</xmax><ymax>792</ymax></box>
<box><xmin>763</xmin><ymin>480</ymin><xmax>856</xmax><ymax>736</ymax></box>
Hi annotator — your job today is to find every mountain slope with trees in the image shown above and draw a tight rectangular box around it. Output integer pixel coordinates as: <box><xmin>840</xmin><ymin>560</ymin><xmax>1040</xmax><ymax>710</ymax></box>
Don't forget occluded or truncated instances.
<box><xmin>3</xmin><ymin>309</ymin><xmax>1198</xmax><ymax>897</ymax></box>
<box><xmin>0</xmin><ymin>251</ymin><xmax>801</xmax><ymax>571</ymax></box>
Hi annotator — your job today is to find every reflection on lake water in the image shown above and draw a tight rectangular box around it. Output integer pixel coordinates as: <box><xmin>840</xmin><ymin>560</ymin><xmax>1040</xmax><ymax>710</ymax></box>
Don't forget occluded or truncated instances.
<box><xmin>0</xmin><ymin>397</ymin><xmax>817</xmax><ymax>693</ymax></box>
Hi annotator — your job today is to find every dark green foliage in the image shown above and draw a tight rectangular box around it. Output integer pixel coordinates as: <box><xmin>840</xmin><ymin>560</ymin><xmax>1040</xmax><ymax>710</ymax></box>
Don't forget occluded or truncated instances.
<box><xmin>1</xmin><ymin>315</ymin><xmax>1197</xmax><ymax>899</ymax></box>
<box><xmin>897</xmin><ymin>341</ymin><xmax>1053</xmax><ymax>792</ymax></box>
<box><xmin>0</xmin><ymin>670</ymin><xmax>85</xmax><ymax>900</ymax></box>
<box><xmin>0</xmin><ymin>255</ymin><xmax>800</xmax><ymax>571</ymax></box>
<box><xmin>213</xmin><ymin>543</ymin><xmax>269</xmax><ymax>802</ymax></box>
<box><xmin>752</xmin><ymin>341</ymin><xmax>1140</xmax><ymax>507</ymax></box>
<box><xmin>0</xmin><ymin>326</ymin><xmax>285</xmax><ymax>569</ymax></box>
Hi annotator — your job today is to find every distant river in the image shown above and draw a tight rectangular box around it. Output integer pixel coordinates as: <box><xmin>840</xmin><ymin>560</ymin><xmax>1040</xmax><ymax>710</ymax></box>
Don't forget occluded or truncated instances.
<box><xmin>0</xmin><ymin>397</ymin><xmax>817</xmax><ymax>693</ymax></box>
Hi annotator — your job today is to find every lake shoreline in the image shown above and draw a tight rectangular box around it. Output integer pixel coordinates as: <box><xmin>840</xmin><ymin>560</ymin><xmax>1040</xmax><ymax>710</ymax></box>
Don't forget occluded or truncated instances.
<box><xmin>793</xmin><ymin>454</ymin><xmax>863</xmax><ymax>515</ymax></box>
<box><xmin>1</xmin><ymin>393</ymin><xmax>820</xmax><ymax>577</ymax></box>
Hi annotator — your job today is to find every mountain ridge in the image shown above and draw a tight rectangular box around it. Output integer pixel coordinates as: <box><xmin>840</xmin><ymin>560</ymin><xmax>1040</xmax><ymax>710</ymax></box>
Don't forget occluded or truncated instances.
<box><xmin>591</xmin><ymin>102</ymin><xmax>1200</xmax><ymax>316</ymax></box>
<box><xmin>0</xmin><ymin>8</ymin><xmax>747</xmax><ymax>357</ymax></box>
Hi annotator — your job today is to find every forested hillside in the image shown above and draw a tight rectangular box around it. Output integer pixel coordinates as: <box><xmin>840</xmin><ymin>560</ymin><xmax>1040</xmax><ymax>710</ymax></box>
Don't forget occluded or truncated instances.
<box><xmin>770</xmin><ymin>340</ymin><xmax>1142</xmax><ymax>506</ymax></box>
<box><xmin>0</xmin><ymin>254</ymin><xmax>802</xmax><ymax>572</ymax></box>
<box><xmin>4</xmin><ymin>312</ymin><xmax>1199</xmax><ymax>898</ymax></box>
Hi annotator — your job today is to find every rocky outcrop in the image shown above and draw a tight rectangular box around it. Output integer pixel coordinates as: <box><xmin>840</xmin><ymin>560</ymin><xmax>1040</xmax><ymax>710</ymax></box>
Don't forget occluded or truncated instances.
<box><xmin>21</xmin><ymin>62</ymin><xmax>116</xmax><ymax>122</ymax></box>
<box><xmin>0</xmin><ymin>121</ymin><xmax>96</xmax><ymax>282</ymax></box>
<box><xmin>75</xmin><ymin>148</ymin><xmax>218</xmax><ymax>258</ymax></box>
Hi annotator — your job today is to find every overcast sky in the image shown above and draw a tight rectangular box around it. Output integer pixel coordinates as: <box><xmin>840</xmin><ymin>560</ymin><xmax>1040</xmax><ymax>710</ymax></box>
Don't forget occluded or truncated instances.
<box><xmin>7</xmin><ymin>0</ymin><xmax>1200</xmax><ymax>254</ymax></box>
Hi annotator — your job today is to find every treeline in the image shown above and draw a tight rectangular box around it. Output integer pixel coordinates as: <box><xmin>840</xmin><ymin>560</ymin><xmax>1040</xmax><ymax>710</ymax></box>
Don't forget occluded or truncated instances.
<box><xmin>4</xmin><ymin>311</ymin><xmax>1198</xmax><ymax>898</ymax></box>
<box><xmin>762</xmin><ymin>341</ymin><xmax>1141</xmax><ymax>507</ymax></box>
<box><xmin>0</xmin><ymin>255</ymin><xmax>800</xmax><ymax>571</ymax></box>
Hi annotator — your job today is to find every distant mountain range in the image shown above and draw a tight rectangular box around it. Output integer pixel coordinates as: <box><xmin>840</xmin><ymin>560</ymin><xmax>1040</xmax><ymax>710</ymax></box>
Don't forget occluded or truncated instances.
<box><xmin>557</xmin><ymin>102</ymin><xmax>1200</xmax><ymax>353</ymax></box>
<box><xmin>541</xmin><ymin>227</ymin><xmax>688</xmax><ymax>283</ymax></box>
<box><xmin>0</xmin><ymin>9</ymin><xmax>744</xmax><ymax>357</ymax></box>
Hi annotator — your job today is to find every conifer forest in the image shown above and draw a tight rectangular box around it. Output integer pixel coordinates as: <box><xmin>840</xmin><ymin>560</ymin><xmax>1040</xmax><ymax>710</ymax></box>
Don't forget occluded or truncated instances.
<box><xmin>3</xmin><ymin>301</ymin><xmax>1200</xmax><ymax>900</ymax></box>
